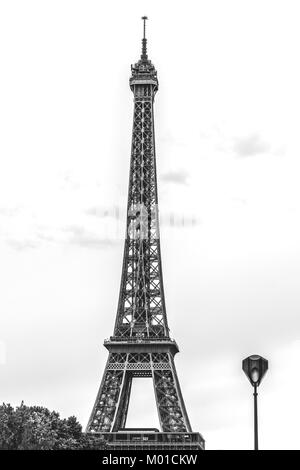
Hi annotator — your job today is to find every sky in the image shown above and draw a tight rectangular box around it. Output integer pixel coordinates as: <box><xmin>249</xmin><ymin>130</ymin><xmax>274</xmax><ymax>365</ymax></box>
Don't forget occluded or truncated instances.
<box><xmin>1</xmin><ymin>0</ymin><xmax>300</xmax><ymax>450</ymax></box>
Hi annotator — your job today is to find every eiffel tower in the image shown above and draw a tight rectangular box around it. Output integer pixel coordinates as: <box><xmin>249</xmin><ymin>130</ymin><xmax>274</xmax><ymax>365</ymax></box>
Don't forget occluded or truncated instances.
<box><xmin>86</xmin><ymin>17</ymin><xmax>204</xmax><ymax>450</ymax></box>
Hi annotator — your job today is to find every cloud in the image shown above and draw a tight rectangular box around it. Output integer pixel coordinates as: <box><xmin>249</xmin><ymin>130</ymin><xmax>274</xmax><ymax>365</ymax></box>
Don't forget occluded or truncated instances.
<box><xmin>234</xmin><ymin>133</ymin><xmax>270</xmax><ymax>157</ymax></box>
<box><xmin>0</xmin><ymin>341</ymin><xmax>6</xmax><ymax>365</ymax></box>
<box><xmin>62</xmin><ymin>225</ymin><xmax>118</xmax><ymax>249</ymax></box>
<box><xmin>84</xmin><ymin>206</ymin><xmax>122</xmax><ymax>219</ymax></box>
<box><xmin>6</xmin><ymin>238</ymin><xmax>38</xmax><ymax>251</ymax></box>
<box><xmin>36</xmin><ymin>232</ymin><xmax>56</xmax><ymax>243</ymax></box>
<box><xmin>161</xmin><ymin>170</ymin><xmax>189</xmax><ymax>185</ymax></box>
<box><xmin>160</xmin><ymin>130</ymin><xmax>185</xmax><ymax>147</ymax></box>
<box><xmin>60</xmin><ymin>171</ymin><xmax>80</xmax><ymax>190</ymax></box>
<box><xmin>3</xmin><ymin>224</ymin><xmax>119</xmax><ymax>252</ymax></box>
<box><xmin>0</xmin><ymin>206</ymin><xmax>21</xmax><ymax>217</ymax></box>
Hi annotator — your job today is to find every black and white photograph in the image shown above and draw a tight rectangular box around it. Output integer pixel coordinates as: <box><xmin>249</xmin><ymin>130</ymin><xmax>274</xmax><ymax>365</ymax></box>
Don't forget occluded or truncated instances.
<box><xmin>1</xmin><ymin>0</ymin><xmax>300</xmax><ymax>454</ymax></box>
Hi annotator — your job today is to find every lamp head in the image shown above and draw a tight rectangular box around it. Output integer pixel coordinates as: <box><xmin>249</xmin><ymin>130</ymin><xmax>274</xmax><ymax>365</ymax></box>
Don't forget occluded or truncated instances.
<box><xmin>242</xmin><ymin>355</ymin><xmax>268</xmax><ymax>387</ymax></box>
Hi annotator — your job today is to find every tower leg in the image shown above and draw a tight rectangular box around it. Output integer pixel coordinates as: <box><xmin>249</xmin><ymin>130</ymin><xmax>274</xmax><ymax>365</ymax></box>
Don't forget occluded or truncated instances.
<box><xmin>86</xmin><ymin>353</ymin><xmax>125</xmax><ymax>432</ymax></box>
<box><xmin>112</xmin><ymin>373</ymin><xmax>133</xmax><ymax>431</ymax></box>
<box><xmin>153</xmin><ymin>353</ymin><xmax>192</xmax><ymax>433</ymax></box>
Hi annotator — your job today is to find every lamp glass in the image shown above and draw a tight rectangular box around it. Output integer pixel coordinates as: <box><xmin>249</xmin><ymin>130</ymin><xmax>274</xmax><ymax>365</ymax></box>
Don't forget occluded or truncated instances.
<box><xmin>250</xmin><ymin>367</ymin><xmax>260</xmax><ymax>383</ymax></box>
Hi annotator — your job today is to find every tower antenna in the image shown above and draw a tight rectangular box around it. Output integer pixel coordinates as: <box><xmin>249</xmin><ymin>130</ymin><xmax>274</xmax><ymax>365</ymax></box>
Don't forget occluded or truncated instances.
<box><xmin>141</xmin><ymin>16</ymin><xmax>148</xmax><ymax>60</ymax></box>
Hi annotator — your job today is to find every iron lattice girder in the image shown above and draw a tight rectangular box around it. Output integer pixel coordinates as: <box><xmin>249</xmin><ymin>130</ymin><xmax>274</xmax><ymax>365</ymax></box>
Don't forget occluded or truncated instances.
<box><xmin>87</xmin><ymin>348</ymin><xmax>192</xmax><ymax>434</ymax></box>
<box><xmin>114</xmin><ymin>93</ymin><xmax>168</xmax><ymax>339</ymax></box>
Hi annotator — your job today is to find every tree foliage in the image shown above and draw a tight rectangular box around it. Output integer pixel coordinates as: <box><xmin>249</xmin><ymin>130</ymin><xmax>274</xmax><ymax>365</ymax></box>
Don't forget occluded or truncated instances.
<box><xmin>0</xmin><ymin>402</ymin><xmax>92</xmax><ymax>450</ymax></box>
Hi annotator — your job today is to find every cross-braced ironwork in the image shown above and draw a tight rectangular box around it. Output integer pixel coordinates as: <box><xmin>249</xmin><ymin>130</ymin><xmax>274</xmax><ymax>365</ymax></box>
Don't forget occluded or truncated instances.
<box><xmin>86</xmin><ymin>17</ymin><xmax>204</xmax><ymax>450</ymax></box>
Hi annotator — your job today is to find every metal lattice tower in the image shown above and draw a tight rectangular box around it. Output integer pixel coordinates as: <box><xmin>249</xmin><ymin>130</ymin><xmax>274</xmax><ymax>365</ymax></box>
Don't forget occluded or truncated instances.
<box><xmin>86</xmin><ymin>18</ymin><xmax>204</xmax><ymax>450</ymax></box>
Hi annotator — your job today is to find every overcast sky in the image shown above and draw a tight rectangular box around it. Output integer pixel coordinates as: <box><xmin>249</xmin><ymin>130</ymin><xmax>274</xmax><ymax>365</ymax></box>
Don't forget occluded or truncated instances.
<box><xmin>1</xmin><ymin>0</ymin><xmax>300</xmax><ymax>450</ymax></box>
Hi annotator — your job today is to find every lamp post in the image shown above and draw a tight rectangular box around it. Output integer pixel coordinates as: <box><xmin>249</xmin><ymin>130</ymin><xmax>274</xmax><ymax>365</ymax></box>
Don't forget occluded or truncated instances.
<box><xmin>242</xmin><ymin>355</ymin><xmax>268</xmax><ymax>450</ymax></box>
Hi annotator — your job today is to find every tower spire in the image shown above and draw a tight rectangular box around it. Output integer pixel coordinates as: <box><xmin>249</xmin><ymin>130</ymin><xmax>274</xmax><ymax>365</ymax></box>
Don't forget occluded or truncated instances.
<box><xmin>141</xmin><ymin>16</ymin><xmax>148</xmax><ymax>60</ymax></box>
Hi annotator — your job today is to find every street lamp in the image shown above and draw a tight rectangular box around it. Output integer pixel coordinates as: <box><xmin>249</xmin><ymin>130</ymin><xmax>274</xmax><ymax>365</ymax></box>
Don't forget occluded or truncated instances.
<box><xmin>242</xmin><ymin>355</ymin><xmax>268</xmax><ymax>450</ymax></box>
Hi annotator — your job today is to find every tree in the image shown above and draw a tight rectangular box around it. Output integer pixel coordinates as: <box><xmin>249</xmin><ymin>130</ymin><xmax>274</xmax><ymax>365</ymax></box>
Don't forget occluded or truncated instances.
<box><xmin>0</xmin><ymin>402</ymin><xmax>86</xmax><ymax>450</ymax></box>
